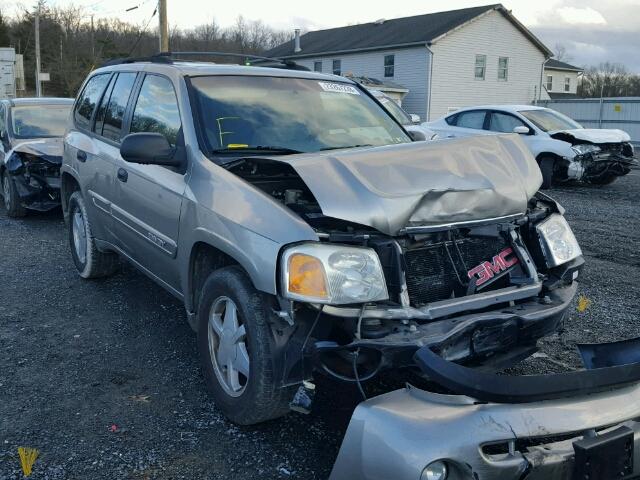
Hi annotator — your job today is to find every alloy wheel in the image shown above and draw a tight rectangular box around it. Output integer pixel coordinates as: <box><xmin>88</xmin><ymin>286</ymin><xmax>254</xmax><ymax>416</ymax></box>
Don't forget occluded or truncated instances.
<box><xmin>2</xmin><ymin>175</ymin><xmax>11</xmax><ymax>212</ymax></box>
<box><xmin>72</xmin><ymin>209</ymin><xmax>88</xmax><ymax>264</ymax></box>
<box><xmin>208</xmin><ymin>296</ymin><xmax>250</xmax><ymax>397</ymax></box>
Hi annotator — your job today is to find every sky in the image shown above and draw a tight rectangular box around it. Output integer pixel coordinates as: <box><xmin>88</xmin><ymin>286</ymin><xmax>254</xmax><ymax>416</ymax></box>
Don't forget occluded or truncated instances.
<box><xmin>3</xmin><ymin>0</ymin><xmax>640</xmax><ymax>71</ymax></box>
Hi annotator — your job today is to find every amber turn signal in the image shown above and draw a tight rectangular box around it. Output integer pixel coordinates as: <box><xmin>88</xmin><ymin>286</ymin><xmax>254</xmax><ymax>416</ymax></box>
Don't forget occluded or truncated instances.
<box><xmin>287</xmin><ymin>253</ymin><xmax>328</xmax><ymax>299</ymax></box>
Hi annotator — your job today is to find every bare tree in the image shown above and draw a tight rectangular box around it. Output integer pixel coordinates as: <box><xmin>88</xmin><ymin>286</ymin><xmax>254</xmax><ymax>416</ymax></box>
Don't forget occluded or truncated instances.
<box><xmin>554</xmin><ymin>42</ymin><xmax>572</xmax><ymax>62</ymax></box>
<box><xmin>577</xmin><ymin>62</ymin><xmax>640</xmax><ymax>97</ymax></box>
<box><xmin>3</xmin><ymin>5</ymin><xmax>292</xmax><ymax>97</ymax></box>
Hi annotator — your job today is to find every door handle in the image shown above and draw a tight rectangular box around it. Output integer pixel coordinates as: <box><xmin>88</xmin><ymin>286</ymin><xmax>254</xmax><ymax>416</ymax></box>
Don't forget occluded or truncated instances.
<box><xmin>77</xmin><ymin>150</ymin><xmax>87</xmax><ymax>162</ymax></box>
<box><xmin>117</xmin><ymin>168</ymin><xmax>128</xmax><ymax>183</ymax></box>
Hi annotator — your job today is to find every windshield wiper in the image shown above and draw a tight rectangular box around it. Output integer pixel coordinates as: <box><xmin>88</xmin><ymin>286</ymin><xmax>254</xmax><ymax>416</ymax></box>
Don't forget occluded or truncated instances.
<box><xmin>320</xmin><ymin>144</ymin><xmax>373</xmax><ymax>151</ymax></box>
<box><xmin>210</xmin><ymin>145</ymin><xmax>305</xmax><ymax>155</ymax></box>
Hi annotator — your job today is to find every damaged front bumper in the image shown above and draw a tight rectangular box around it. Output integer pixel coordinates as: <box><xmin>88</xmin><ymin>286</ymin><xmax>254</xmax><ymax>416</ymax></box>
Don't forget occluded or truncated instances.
<box><xmin>567</xmin><ymin>150</ymin><xmax>637</xmax><ymax>182</ymax></box>
<box><xmin>330</xmin><ymin>338</ymin><xmax>640</xmax><ymax>480</ymax></box>
<box><xmin>5</xmin><ymin>145</ymin><xmax>63</xmax><ymax>211</ymax></box>
<box><xmin>312</xmin><ymin>282</ymin><xmax>577</xmax><ymax>380</ymax></box>
<box><xmin>8</xmin><ymin>169</ymin><xmax>61</xmax><ymax>211</ymax></box>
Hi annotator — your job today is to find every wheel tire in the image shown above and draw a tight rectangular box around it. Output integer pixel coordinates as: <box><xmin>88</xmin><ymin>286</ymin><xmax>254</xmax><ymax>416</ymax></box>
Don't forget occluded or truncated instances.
<box><xmin>67</xmin><ymin>191</ymin><xmax>119</xmax><ymax>279</ymax></box>
<box><xmin>197</xmin><ymin>266</ymin><xmax>295</xmax><ymax>425</ymax></box>
<box><xmin>539</xmin><ymin>156</ymin><xmax>555</xmax><ymax>190</ymax></box>
<box><xmin>2</xmin><ymin>172</ymin><xmax>26</xmax><ymax>218</ymax></box>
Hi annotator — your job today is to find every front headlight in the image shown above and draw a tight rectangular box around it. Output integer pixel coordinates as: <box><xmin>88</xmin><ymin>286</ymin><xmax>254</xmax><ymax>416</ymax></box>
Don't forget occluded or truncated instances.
<box><xmin>282</xmin><ymin>243</ymin><xmax>388</xmax><ymax>304</ymax></box>
<box><xmin>571</xmin><ymin>144</ymin><xmax>600</xmax><ymax>156</ymax></box>
<box><xmin>536</xmin><ymin>214</ymin><xmax>582</xmax><ymax>267</ymax></box>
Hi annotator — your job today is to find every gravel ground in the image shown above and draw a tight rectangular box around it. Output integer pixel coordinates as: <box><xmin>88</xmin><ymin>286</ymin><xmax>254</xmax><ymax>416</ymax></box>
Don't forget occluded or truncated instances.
<box><xmin>1</xmin><ymin>172</ymin><xmax>639</xmax><ymax>479</ymax></box>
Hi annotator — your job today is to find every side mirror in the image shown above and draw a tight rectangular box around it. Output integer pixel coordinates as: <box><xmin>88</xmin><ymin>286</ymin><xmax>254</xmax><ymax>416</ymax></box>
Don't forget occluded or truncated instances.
<box><xmin>120</xmin><ymin>133</ymin><xmax>181</xmax><ymax>167</ymax></box>
<box><xmin>410</xmin><ymin>113</ymin><xmax>421</xmax><ymax>124</ymax></box>
<box><xmin>407</xmin><ymin>130</ymin><xmax>427</xmax><ymax>142</ymax></box>
<box><xmin>513</xmin><ymin>125</ymin><xmax>531</xmax><ymax>135</ymax></box>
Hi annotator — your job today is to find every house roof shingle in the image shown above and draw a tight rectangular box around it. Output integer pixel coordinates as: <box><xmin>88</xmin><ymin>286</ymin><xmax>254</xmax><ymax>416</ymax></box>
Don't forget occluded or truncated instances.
<box><xmin>545</xmin><ymin>58</ymin><xmax>584</xmax><ymax>72</ymax></box>
<box><xmin>265</xmin><ymin>4</ymin><xmax>552</xmax><ymax>59</ymax></box>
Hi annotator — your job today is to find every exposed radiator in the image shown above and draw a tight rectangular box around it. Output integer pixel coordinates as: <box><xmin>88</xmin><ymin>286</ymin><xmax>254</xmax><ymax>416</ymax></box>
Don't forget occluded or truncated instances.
<box><xmin>403</xmin><ymin>236</ymin><xmax>510</xmax><ymax>307</ymax></box>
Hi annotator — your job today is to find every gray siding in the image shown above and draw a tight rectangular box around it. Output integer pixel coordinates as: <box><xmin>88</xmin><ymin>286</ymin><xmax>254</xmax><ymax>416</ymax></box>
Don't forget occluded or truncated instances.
<box><xmin>538</xmin><ymin>97</ymin><xmax>640</xmax><ymax>145</ymax></box>
<box><xmin>294</xmin><ymin>47</ymin><xmax>431</xmax><ymax>120</ymax></box>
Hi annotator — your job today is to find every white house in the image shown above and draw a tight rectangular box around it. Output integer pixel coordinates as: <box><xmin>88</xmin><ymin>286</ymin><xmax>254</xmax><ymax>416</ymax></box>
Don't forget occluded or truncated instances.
<box><xmin>266</xmin><ymin>4</ymin><xmax>553</xmax><ymax>121</ymax></box>
<box><xmin>543</xmin><ymin>59</ymin><xmax>583</xmax><ymax>98</ymax></box>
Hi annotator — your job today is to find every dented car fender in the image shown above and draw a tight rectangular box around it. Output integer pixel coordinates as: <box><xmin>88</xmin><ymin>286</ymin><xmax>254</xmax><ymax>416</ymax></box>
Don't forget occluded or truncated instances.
<box><xmin>521</xmin><ymin>133</ymin><xmax>576</xmax><ymax>161</ymax></box>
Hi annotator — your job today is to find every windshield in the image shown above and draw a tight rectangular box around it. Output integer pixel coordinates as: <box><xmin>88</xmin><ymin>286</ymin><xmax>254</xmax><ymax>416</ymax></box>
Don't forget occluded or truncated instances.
<box><xmin>190</xmin><ymin>76</ymin><xmax>410</xmax><ymax>156</ymax></box>
<box><xmin>378</xmin><ymin>97</ymin><xmax>412</xmax><ymax>125</ymax></box>
<box><xmin>519</xmin><ymin>109</ymin><xmax>583</xmax><ymax>132</ymax></box>
<box><xmin>10</xmin><ymin>104</ymin><xmax>72</xmax><ymax>138</ymax></box>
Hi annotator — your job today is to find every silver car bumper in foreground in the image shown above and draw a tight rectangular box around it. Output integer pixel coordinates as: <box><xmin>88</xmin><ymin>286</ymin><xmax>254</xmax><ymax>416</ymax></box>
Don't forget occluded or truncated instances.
<box><xmin>330</xmin><ymin>383</ymin><xmax>640</xmax><ymax>480</ymax></box>
<box><xmin>331</xmin><ymin>338</ymin><xmax>640</xmax><ymax>480</ymax></box>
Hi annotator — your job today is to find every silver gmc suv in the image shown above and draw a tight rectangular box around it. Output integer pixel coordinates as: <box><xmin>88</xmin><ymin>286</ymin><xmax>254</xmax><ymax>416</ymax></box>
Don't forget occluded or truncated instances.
<box><xmin>61</xmin><ymin>55</ymin><xmax>584</xmax><ymax>425</ymax></box>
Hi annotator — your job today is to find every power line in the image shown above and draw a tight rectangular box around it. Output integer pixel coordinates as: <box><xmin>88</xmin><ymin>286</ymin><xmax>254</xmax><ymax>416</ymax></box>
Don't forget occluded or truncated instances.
<box><xmin>127</xmin><ymin>6</ymin><xmax>157</xmax><ymax>57</ymax></box>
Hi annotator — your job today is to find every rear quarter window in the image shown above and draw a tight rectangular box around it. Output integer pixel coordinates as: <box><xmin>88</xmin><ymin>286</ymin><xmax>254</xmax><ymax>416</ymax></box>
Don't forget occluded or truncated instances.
<box><xmin>74</xmin><ymin>74</ymin><xmax>111</xmax><ymax>131</ymax></box>
<box><xmin>445</xmin><ymin>113</ymin><xmax>458</xmax><ymax>126</ymax></box>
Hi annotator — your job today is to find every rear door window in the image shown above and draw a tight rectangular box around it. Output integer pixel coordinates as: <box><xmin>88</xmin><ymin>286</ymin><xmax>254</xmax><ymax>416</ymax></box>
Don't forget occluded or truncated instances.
<box><xmin>74</xmin><ymin>74</ymin><xmax>111</xmax><ymax>131</ymax></box>
<box><xmin>455</xmin><ymin>110</ymin><xmax>487</xmax><ymax>129</ymax></box>
<box><xmin>96</xmin><ymin>73</ymin><xmax>137</xmax><ymax>142</ymax></box>
<box><xmin>129</xmin><ymin>75</ymin><xmax>181</xmax><ymax>146</ymax></box>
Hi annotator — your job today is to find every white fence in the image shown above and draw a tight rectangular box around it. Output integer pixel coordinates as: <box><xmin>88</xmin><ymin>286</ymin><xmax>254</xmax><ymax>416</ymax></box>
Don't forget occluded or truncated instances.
<box><xmin>538</xmin><ymin>97</ymin><xmax>640</xmax><ymax>146</ymax></box>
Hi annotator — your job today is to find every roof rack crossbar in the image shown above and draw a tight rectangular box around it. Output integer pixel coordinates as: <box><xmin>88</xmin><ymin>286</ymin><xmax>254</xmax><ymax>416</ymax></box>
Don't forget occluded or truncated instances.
<box><xmin>156</xmin><ymin>51</ymin><xmax>310</xmax><ymax>71</ymax></box>
<box><xmin>100</xmin><ymin>51</ymin><xmax>310</xmax><ymax>71</ymax></box>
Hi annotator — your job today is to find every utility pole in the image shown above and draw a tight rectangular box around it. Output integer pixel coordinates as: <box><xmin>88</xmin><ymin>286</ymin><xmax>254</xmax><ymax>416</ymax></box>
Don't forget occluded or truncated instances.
<box><xmin>90</xmin><ymin>15</ymin><xmax>95</xmax><ymax>60</ymax></box>
<box><xmin>34</xmin><ymin>4</ymin><xmax>42</xmax><ymax>97</ymax></box>
<box><xmin>158</xmin><ymin>0</ymin><xmax>169</xmax><ymax>52</ymax></box>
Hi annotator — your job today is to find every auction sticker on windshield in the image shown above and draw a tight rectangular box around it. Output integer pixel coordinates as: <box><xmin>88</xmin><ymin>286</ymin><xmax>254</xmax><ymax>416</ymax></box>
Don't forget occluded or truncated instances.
<box><xmin>318</xmin><ymin>82</ymin><xmax>360</xmax><ymax>95</ymax></box>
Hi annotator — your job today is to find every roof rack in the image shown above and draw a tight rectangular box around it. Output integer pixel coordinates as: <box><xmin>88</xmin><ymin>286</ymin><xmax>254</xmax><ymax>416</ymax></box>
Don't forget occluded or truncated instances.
<box><xmin>100</xmin><ymin>51</ymin><xmax>310</xmax><ymax>71</ymax></box>
<box><xmin>100</xmin><ymin>55</ymin><xmax>173</xmax><ymax>67</ymax></box>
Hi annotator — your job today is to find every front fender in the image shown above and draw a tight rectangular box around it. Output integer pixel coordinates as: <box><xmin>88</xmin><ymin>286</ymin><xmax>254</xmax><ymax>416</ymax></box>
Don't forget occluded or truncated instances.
<box><xmin>177</xmin><ymin>154</ymin><xmax>319</xmax><ymax>309</ymax></box>
<box><xmin>5</xmin><ymin>150</ymin><xmax>25</xmax><ymax>175</ymax></box>
<box><xmin>529</xmin><ymin>136</ymin><xmax>576</xmax><ymax>161</ymax></box>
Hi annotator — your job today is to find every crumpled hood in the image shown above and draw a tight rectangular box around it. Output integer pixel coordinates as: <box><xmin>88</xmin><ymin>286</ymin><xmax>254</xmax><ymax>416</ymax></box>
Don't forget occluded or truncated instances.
<box><xmin>11</xmin><ymin>138</ymin><xmax>64</xmax><ymax>164</ymax></box>
<box><xmin>550</xmin><ymin>128</ymin><xmax>631</xmax><ymax>144</ymax></box>
<box><xmin>275</xmin><ymin>134</ymin><xmax>542</xmax><ymax>236</ymax></box>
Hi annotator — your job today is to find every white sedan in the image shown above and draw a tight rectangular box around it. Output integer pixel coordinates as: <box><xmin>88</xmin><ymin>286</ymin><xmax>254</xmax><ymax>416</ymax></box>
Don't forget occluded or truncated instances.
<box><xmin>425</xmin><ymin>105</ymin><xmax>636</xmax><ymax>188</ymax></box>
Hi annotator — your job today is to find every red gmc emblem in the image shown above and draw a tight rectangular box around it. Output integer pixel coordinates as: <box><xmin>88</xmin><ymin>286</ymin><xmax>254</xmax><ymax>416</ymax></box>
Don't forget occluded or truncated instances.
<box><xmin>467</xmin><ymin>247</ymin><xmax>519</xmax><ymax>287</ymax></box>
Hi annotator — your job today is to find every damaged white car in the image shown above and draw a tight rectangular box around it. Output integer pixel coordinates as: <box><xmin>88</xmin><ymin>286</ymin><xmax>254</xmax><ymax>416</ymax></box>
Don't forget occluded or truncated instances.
<box><xmin>425</xmin><ymin>105</ymin><xmax>637</xmax><ymax>188</ymax></box>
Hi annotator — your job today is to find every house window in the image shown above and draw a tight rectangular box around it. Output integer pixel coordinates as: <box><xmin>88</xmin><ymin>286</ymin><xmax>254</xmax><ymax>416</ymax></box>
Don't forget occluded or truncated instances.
<box><xmin>332</xmin><ymin>60</ymin><xmax>341</xmax><ymax>75</ymax></box>
<box><xmin>384</xmin><ymin>55</ymin><xmax>395</xmax><ymax>77</ymax></box>
<box><xmin>546</xmin><ymin>75</ymin><xmax>553</xmax><ymax>91</ymax></box>
<box><xmin>498</xmin><ymin>57</ymin><xmax>508</xmax><ymax>81</ymax></box>
<box><xmin>314</xmin><ymin>61</ymin><xmax>322</xmax><ymax>72</ymax></box>
<box><xmin>474</xmin><ymin>55</ymin><xmax>486</xmax><ymax>80</ymax></box>
<box><xmin>564</xmin><ymin>77</ymin><xmax>571</xmax><ymax>92</ymax></box>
